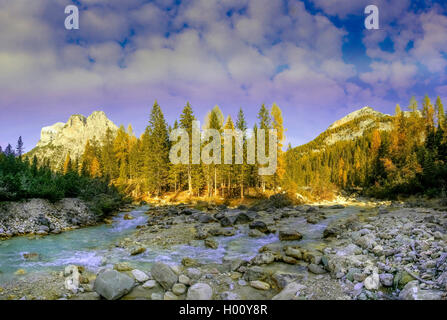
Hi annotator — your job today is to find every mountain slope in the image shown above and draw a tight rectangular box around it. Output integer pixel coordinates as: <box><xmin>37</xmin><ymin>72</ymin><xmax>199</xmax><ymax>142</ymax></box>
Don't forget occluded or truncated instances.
<box><xmin>26</xmin><ymin>111</ymin><xmax>118</xmax><ymax>169</ymax></box>
<box><xmin>292</xmin><ymin>106</ymin><xmax>393</xmax><ymax>154</ymax></box>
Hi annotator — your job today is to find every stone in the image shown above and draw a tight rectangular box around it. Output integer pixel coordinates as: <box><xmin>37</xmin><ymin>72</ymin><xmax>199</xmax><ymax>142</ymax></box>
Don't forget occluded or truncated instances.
<box><xmin>308</xmin><ymin>264</ymin><xmax>326</xmax><ymax>274</ymax></box>
<box><xmin>272</xmin><ymin>272</ymin><xmax>302</xmax><ymax>289</ymax></box>
<box><xmin>114</xmin><ymin>262</ymin><xmax>133</xmax><ymax>272</ymax></box>
<box><xmin>250</xmin><ymin>280</ymin><xmax>270</xmax><ymax>290</ymax></box>
<box><xmin>123</xmin><ymin>213</ymin><xmax>134</xmax><ymax>220</ymax></box>
<box><xmin>172</xmin><ymin>283</ymin><xmax>187</xmax><ymax>295</ymax></box>
<box><xmin>399</xmin><ymin>281</ymin><xmax>444</xmax><ymax>300</ymax></box>
<box><xmin>151</xmin><ymin>293</ymin><xmax>163</xmax><ymax>300</ymax></box>
<box><xmin>186</xmin><ymin>268</ymin><xmax>202</xmax><ymax>280</ymax></box>
<box><xmin>195</xmin><ymin>228</ymin><xmax>208</xmax><ymax>240</ymax></box>
<box><xmin>93</xmin><ymin>269</ymin><xmax>135</xmax><ymax>300</ymax></box>
<box><xmin>142</xmin><ymin>280</ymin><xmax>157</xmax><ymax>289</ymax></box>
<box><xmin>284</xmin><ymin>247</ymin><xmax>302</xmax><ymax>260</ymax></box>
<box><xmin>151</xmin><ymin>262</ymin><xmax>178</xmax><ymax>290</ymax></box>
<box><xmin>249</xmin><ymin>221</ymin><xmax>268</xmax><ymax>233</ymax></box>
<box><xmin>278</xmin><ymin>229</ymin><xmax>303</xmax><ymax>241</ymax></box>
<box><xmin>130</xmin><ymin>246</ymin><xmax>146</xmax><ymax>255</ymax></box>
<box><xmin>64</xmin><ymin>265</ymin><xmax>80</xmax><ymax>293</ymax></box>
<box><xmin>131</xmin><ymin>269</ymin><xmax>150</xmax><ymax>283</ymax></box>
<box><xmin>249</xmin><ymin>229</ymin><xmax>265</xmax><ymax>237</ymax></box>
<box><xmin>182</xmin><ymin>257</ymin><xmax>200</xmax><ymax>267</ymax></box>
<box><xmin>379</xmin><ymin>273</ymin><xmax>394</xmax><ymax>287</ymax></box>
<box><xmin>323</xmin><ymin>225</ymin><xmax>341</xmax><ymax>238</ymax></box>
<box><xmin>179</xmin><ymin>274</ymin><xmax>191</xmax><ymax>285</ymax></box>
<box><xmin>364</xmin><ymin>272</ymin><xmax>380</xmax><ymax>290</ymax></box>
<box><xmin>204</xmin><ymin>239</ymin><xmax>218</xmax><ymax>249</ymax></box>
<box><xmin>15</xmin><ymin>269</ymin><xmax>26</xmax><ymax>275</ymax></box>
<box><xmin>272</xmin><ymin>282</ymin><xmax>306</xmax><ymax>300</ymax></box>
<box><xmin>244</xmin><ymin>266</ymin><xmax>268</xmax><ymax>281</ymax></box>
<box><xmin>221</xmin><ymin>291</ymin><xmax>240</xmax><ymax>300</ymax></box>
<box><xmin>164</xmin><ymin>291</ymin><xmax>178</xmax><ymax>300</ymax></box>
<box><xmin>250</xmin><ymin>252</ymin><xmax>275</xmax><ymax>265</ymax></box>
<box><xmin>197</xmin><ymin>214</ymin><xmax>216</xmax><ymax>223</ymax></box>
<box><xmin>22</xmin><ymin>252</ymin><xmax>40</xmax><ymax>261</ymax></box>
<box><xmin>186</xmin><ymin>283</ymin><xmax>213</xmax><ymax>300</ymax></box>
<box><xmin>328</xmin><ymin>204</ymin><xmax>345</xmax><ymax>209</ymax></box>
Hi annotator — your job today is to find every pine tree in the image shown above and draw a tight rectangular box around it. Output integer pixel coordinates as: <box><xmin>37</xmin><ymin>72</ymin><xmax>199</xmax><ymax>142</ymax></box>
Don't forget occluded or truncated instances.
<box><xmin>114</xmin><ymin>125</ymin><xmax>130</xmax><ymax>181</ymax></box>
<box><xmin>409</xmin><ymin>96</ymin><xmax>418</xmax><ymax>112</ymax></box>
<box><xmin>236</xmin><ymin>108</ymin><xmax>248</xmax><ymax>198</ymax></box>
<box><xmin>4</xmin><ymin>144</ymin><xmax>14</xmax><ymax>156</ymax></box>
<box><xmin>257</xmin><ymin>104</ymin><xmax>272</xmax><ymax>192</ymax></box>
<box><xmin>16</xmin><ymin>136</ymin><xmax>24</xmax><ymax>157</ymax></box>
<box><xmin>145</xmin><ymin>101</ymin><xmax>170</xmax><ymax>195</ymax></box>
<box><xmin>63</xmin><ymin>152</ymin><xmax>72</xmax><ymax>174</ymax></box>
<box><xmin>271</xmin><ymin>103</ymin><xmax>285</xmax><ymax>190</ymax></box>
<box><xmin>179</xmin><ymin>102</ymin><xmax>196</xmax><ymax>194</ymax></box>
<box><xmin>435</xmin><ymin>96</ymin><xmax>445</xmax><ymax>129</ymax></box>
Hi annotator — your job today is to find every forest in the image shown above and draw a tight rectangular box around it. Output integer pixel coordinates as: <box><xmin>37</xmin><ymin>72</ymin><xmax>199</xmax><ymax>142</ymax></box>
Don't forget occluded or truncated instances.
<box><xmin>1</xmin><ymin>95</ymin><xmax>446</xmax><ymax>204</ymax></box>
<box><xmin>284</xmin><ymin>95</ymin><xmax>447</xmax><ymax>199</ymax></box>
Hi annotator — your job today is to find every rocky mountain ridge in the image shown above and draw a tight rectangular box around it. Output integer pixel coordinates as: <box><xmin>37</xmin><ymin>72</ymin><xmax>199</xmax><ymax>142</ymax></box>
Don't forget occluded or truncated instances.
<box><xmin>27</xmin><ymin>111</ymin><xmax>118</xmax><ymax>168</ymax></box>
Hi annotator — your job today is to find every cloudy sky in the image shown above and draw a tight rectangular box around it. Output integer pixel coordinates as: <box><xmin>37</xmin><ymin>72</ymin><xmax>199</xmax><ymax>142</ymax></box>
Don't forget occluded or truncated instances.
<box><xmin>1</xmin><ymin>0</ymin><xmax>447</xmax><ymax>151</ymax></box>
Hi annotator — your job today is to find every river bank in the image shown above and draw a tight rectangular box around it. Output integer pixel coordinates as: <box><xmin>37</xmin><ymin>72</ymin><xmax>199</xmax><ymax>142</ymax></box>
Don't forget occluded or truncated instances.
<box><xmin>0</xmin><ymin>196</ymin><xmax>446</xmax><ymax>300</ymax></box>
<box><xmin>0</xmin><ymin>198</ymin><xmax>133</xmax><ymax>238</ymax></box>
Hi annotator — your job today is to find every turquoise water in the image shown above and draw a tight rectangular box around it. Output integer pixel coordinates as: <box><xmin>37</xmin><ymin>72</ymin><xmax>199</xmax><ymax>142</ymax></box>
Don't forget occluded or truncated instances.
<box><xmin>0</xmin><ymin>206</ymin><xmax>277</xmax><ymax>283</ymax></box>
<box><xmin>0</xmin><ymin>205</ymin><xmax>358</xmax><ymax>283</ymax></box>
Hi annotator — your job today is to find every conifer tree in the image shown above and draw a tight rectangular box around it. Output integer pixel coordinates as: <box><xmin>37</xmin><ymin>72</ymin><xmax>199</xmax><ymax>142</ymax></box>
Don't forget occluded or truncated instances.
<box><xmin>236</xmin><ymin>108</ymin><xmax>248</xmax><ymax>198</ymax></box>
<box><xmin>179</xmin><ymin>102</ymin><xmax>196</xmax><ymax>194</ymax></box>
<box><xmin>271</xmin><ymin>103</ymin><xmax>285</xmax><ymax>190</ymax></box>
<box><xmin>16</xmin><ymin>136</ymin><xmax>24</xmax><ymax>157</ymax></box>
<box><xmin>63</xmin><ymin>152</ymin><xmax>72</xmax><ymax>174</ymax></box>
<box><xmin>145</xmin><ymin>101</ymin><xmax>170</xmax><ymax>195</ymax></box>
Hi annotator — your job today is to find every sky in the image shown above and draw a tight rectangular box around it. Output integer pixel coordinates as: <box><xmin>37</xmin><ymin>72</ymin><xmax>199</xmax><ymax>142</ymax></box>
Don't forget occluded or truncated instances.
<box><xmin>1</xmin><ymin>0</ymin><xmax>447</xmax><ymax>152</ymax></box>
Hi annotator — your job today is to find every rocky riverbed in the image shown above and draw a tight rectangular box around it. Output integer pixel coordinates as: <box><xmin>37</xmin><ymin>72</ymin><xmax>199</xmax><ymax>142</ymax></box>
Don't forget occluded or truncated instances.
<box><xmin>0</xmin><ymin>198</ymin><xmax>101</xmax><ymax>237</ymax></box>
<box><xmin>0</xmin><ymin>197</ymin><xmax>446</xmax><ymax>300</ymax></box>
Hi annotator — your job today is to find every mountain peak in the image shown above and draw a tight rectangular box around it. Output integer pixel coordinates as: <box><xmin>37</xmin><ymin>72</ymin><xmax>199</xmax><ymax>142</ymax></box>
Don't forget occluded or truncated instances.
<box><xmin>29</xmin><ymin>111</ymin><xmax>118</xmax><ymax>168</ymax></box>
<box><xmin>328</xmin><ymin>106</ymin><xmax>387</xmax><ymax>130</ymax></box>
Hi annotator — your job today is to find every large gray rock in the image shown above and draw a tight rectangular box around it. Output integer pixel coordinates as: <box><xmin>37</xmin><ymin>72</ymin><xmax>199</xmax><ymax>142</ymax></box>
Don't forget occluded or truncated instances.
<box><xmin>151</xmin><ymin>262</ymin><xmax>178</xmax><ymax>290</ymax></box>
<box><xmin>186</xmin><ymin>283</ymin><xmax>213</xmax><ymax>300</ymax></box>
<box><xmin>93</xmin><ymin>269</ymin><xmax>135</xmax><ymax>300</ymax></box>
<box><xmin>272</xmin><ymin>282</ymin><xmax>306</xmax><ymax>300</ymax></box>
<box><xmin>399</xmin><ymin>281</ymin><xmax>444</xmax><ymax>300</ymax></box>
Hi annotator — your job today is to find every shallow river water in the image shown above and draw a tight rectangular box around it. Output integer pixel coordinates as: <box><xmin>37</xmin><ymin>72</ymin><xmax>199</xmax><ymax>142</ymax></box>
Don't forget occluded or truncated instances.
<box><xmin>0</xmin><ymin>205</ymin><xmax>359</xmax><ymax>284</ymax></box>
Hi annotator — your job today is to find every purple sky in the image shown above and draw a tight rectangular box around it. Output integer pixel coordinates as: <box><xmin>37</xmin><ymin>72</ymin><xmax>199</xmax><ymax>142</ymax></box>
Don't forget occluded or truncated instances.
<box><xmin>1</xmin><ymin>0</ymin><xmax>447</xmax><ymax>152</ymax></box>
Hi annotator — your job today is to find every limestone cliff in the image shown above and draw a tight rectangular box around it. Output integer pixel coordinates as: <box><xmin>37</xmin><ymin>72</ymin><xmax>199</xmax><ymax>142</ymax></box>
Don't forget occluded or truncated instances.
<box><xmin>27</xmin><ymin>111</ymin><xmax>118</xmax><ymax>169</ymax></box>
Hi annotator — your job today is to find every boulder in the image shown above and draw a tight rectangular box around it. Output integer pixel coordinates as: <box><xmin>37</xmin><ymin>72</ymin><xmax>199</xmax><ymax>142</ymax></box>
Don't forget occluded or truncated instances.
<box><xmin>197</xmin><ymin>214</ymin><xmax>216</xmax><ymax>223</ymax></box>
<box><xmin>186</xmin><ymin>283</ymin><xmax>213</xmax><ymax>300</ymax></box>
<box><xmin>249</xmin><ymin>221</ymin><xmax>268</xmax><ymax>233</ymax></box>
<box><xmin>379</xmin><ymin>273</ymin><xmax>394</xmax><ymax>287</ymax></box>
<box><xmin>272</xmin><ymin>272</ymin><xmax>302</xmax><ymax>289</ymax></box>
<box><xmin>272</xmin><ymin>282</ymin><xmax>306</xmax><ymax>300</ymax></box>
<box><xmin>364</xmin><ymin>272</ymin><xmax>380</xmax><ymax>290</ymax></box>
<box><xmin>308</xmin><ymin>264</ymin><xmax>326</xmax><ymax>274</ymax></box>
<box><xmin>284</xmin><ymin>247</ymin><xmax>302</xmax><ymax>260</ymax></box>
<box><xmin>93</xmin><ymin>269</ymin><xmax>135</xmax><ymax>300</ymax></box>
<box><xmin>64</xmin><ymin>265</ymin><xmax>80</xmax><ymax>293</ymax></box>
<box><xmin>204</xmin><ymin>239</ymin><xmax>218</xmax><ymax>249</ymax></box>
<box><xmin>399</xmin><ymin>281</ymin><xmax>444</xmax><ymax>300</ymax></box>
<box><xmin>151</xmin><ymin>262</ymin><xmax>178</xmax><ymax>290</ymax></box>
<box><xmin>250</xmin><ymin>280</ymin><xmax>270</xmax><ymax>290</ymax></box>
<box><xmin>278</xmin><ymin>229</ymin><xmax>302</xmax><ymax>241</ymax></box>
<box><xmin>172</xmin><ymin>283</ymin><xmax>187</xmax><ymax>295</ymax></box>
<box><xmin>130</xmin><ymin>246</ymin><xmax>146</xmax><ymax>255</ymax></box>
<box><xmin>131</xmin><ymin>269</ymin><xmax>150</xmax><ymax>283</ymax></box>
<box><xmin>250</xmin><ymin>252</ymin><xmax>275</xmax><ymax>265</ymax></box>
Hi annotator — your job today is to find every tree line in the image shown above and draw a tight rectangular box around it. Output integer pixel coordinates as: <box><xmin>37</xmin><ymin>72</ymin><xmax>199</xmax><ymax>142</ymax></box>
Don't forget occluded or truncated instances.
<box><xmin>59</xmin><ymin>102</ymin><xmax>286</xmax><ymax>200</ymax></box>
<box><xmin>0</xmin><ymin>137</ymin><xmax>125</xmax><ymax>217</ymax></box>
<box><xmin>283</xmin><ymin>95</ymin><xmax>447</xmax><ymax>199</ymax></box>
